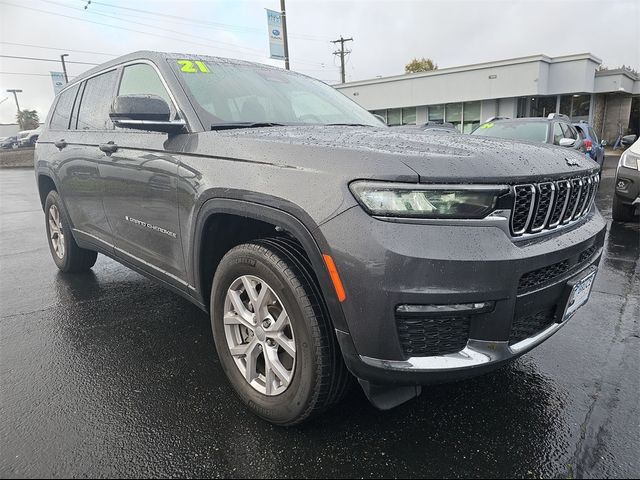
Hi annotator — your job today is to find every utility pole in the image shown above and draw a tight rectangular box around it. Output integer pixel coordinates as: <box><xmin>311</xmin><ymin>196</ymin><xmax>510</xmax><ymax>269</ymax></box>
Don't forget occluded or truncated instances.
<box><xmin>280</xmin><ymin>0</ymin><xmax>290</xmax><ymax>70</ymax></box>
<box><xmin>60</xmin><ymin>54</ymin><xmax>69</xmax><ymax>83</ymax></box>
<box><xmin>331</xmin><ymin>36</ymin><xmax>353</xmax><ymax>84</ymax></box>
<box><xmin>6</xmin><ymin>89</ymin><xmax>22</xmax><ymax>114</ymax></box>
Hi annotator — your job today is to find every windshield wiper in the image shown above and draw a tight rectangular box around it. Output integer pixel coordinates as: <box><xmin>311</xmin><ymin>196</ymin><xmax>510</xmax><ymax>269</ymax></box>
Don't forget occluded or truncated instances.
<box><xmin>210</xmin><ymin>122</ymin><xmax>287</xmax><ymax>131</ymax></box>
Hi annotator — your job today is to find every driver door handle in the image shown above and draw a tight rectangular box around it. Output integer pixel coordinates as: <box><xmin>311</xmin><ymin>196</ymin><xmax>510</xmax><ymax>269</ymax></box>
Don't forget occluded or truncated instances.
<box><xmin>54</xmin><ymin>139</ymin><xmax>67</xmax><ymax>150</ymax></box>
<box><xmin>99</xmin><ymin>141</ymin><xmax>118</xmax><ymax>155</ymax></box>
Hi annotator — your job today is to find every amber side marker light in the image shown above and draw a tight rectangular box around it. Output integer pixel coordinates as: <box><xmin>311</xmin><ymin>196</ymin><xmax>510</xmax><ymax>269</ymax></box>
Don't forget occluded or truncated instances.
<box><xmin>322</xmin><ymin>254</ymin><xmax>346</xmax><ymax>302</ymax></box>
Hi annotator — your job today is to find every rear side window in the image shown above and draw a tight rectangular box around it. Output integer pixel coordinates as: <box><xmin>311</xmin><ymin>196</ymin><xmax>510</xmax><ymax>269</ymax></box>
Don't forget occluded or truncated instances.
<box><xmin>50</xmin><ymin>85</ymin><xmax>79</xmax><ymax>130</ymax></box>
<box><xmin>118</xmin><ymin>63</ymin><xmax>173</xmax><ymax>111</ymax></box>
<box><xmin>77</xmin><ymin>69</ymin><xmax>118</xmax><ymax>130</ymax></box>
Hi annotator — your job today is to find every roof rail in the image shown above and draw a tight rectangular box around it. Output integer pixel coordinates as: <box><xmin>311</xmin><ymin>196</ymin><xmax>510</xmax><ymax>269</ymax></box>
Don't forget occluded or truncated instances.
<box><xmin>547</xmin><ymin>113</ymin><xmax>570</xmax><ymax>121</ymax></box>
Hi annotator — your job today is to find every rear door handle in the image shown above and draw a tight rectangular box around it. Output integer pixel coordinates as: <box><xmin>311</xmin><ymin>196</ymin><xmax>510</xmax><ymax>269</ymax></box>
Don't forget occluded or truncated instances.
<box><xmin>99</xmin><ymin>142</ymin><xmax>118</xmax><ymax>155</ymax></box>
<box><xmin>54</xmin><ymin>139</ymin><xmax>67</xmax><ymax>150</ymax></box>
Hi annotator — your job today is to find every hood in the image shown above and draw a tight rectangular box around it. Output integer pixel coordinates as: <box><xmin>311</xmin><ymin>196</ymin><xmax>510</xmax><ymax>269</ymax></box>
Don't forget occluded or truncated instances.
<box><xmin>192</xmin><ymin>125</ymin><xmax>598</xmax><ymax>183</ymax></box>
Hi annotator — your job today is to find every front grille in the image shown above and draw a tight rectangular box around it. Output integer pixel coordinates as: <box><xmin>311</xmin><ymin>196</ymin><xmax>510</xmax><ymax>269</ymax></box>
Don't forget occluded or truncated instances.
<box><xmin>518</xmin><ymin>244</ymin><xmax>601</xmax><ymax>294</ymax></box>
<box><xmin>579</xmin><ymin>245</ymin><xmax>598</xmax><ymax>263</ymax></box>
<box><xmin>511</xmin><ymin>173</ymin><xmax>599</xmax><ymax>236</ymax></box>
<box><xmin>397</xmin><ymin>315</ymin><xmax>470</xmax><ymax>358</ymax></box>
<box><xmin>509</xmin><ymin>308</ymin><xmax>556</xmax><ymax>345</ymax></box>
<box><xmin>518</xmin><ymin>260</ymin><xmax>570</xmax><ymax>293</ymax></box>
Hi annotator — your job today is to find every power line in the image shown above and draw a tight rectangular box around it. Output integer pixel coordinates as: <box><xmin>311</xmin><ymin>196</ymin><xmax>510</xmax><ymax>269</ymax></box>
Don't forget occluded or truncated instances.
<box><xmin>2</xmin><ymin>1</ymin><xmax>329</xmax><ymax>68</ymax></box>
<box><xmin>77</xmin><ymin>0</ymin><xmax>329</xmax><ymax>42</ymax></box>
<box><xmin>0</xmin><ymin>72</ymin><xmax>54</xmax><ymax>77</ymax></box>
<box><xmin>0</xmin><ymin>54</ymin><xmax>99</xmax><ymax>66</ymax></box>
<box><xmin>0</xmin><ymin>41</ymin><xmax>116</xmax><ymax>57</ymax></box>
<box><xmin>0</xmin><ymin>1</ymin><xmax>272</xmax><ymax>63</ymax></box>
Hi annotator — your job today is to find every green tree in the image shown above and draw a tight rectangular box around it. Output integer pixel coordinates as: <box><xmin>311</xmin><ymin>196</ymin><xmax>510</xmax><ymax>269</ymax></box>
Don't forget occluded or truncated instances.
<box><xmin>405</xmin><ymin>57</ymin><xmax>438</xmax><ymax>74</ymax></box>
<box><xmin>17</xmin><ymin>109</ymin><xmax>39</xmax><ymax>130</ymax></box>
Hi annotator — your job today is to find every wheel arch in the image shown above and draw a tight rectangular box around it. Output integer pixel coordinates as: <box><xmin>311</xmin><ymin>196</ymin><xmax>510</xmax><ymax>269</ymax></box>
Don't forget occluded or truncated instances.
<box><xmin>192</xmin><ymin>198</ymin><xmax>349</xmax><ymax>332</ymax></box>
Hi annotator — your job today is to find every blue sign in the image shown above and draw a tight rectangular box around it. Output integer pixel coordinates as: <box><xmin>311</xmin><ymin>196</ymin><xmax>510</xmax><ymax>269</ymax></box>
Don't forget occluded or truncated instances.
<box><xmin>266</xmin><ymin>9</ymin><xmax>285</xmax><ymax>60</ymax></box>
<box><xmin>50</xmin><ymin>71</ymin><xmax>66</xmax><ymax>95</ymax></box>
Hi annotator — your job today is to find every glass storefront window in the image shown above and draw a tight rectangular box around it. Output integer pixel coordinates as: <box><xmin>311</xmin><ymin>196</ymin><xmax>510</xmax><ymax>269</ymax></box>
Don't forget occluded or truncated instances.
<box><xmin>387</xmin><ymin>108</ymin><xmax>402</xmax><ymax>126</ymax></box>
<box><xmin>428</xmin><ymin>104</ymin><xmax>444</xmax><ymax>122</ymax></box>
<box><xmin>445</xmin><ymin>103</ymin><xmax>462</xmax><ymax>131</ymax></box>
<box><xmin>402</xmin><ymin>107</ymin><xmax>416</xmax><ymax>125</ymax></box>
<box><xmin>462</xmin><ymin>101</ymin><xmax>481</xmax><ymax>133</ymax></box>
<box><xmin>529</xmin><ymin>96</ymin><xmax>557</xmax><ymax>118</ymax></box>
<box><xmin>560</xmin><ymin>94</ymin><xmax>591</xmax><ymax>120</ymax></box>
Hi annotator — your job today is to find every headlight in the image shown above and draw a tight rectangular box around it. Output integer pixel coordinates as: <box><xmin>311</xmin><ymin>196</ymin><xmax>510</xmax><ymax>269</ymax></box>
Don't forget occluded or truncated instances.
<box><xmin>350</xmin><ymin>181</ymin><xmax>506</xmax><ymax>219</ymax></box>
<box><xmin>620</xmin><ymin>149</ymin><xmax>640</xmax><ymax>171</ymax></box>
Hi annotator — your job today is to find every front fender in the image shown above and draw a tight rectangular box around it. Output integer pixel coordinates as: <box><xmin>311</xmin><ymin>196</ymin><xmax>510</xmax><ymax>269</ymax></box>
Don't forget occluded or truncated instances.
<box><xmin>190</xmin><ymin>197</ymin><xmax>349</xmax><ymax>332</ymax></box>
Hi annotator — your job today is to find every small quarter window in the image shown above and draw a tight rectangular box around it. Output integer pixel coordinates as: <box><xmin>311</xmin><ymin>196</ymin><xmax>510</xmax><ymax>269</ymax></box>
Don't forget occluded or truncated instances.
<box><xmin>50</xmin><ymin>85</ymin><xmax>79</xmax><ymax>130</ymax></box>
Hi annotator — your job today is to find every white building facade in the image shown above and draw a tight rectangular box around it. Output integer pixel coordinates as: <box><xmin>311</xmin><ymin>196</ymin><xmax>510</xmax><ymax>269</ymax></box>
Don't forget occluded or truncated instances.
<box><xmin>334</xmin><ymin>53</ymin><xmax>640</xmax><ymax>143</ymax></box>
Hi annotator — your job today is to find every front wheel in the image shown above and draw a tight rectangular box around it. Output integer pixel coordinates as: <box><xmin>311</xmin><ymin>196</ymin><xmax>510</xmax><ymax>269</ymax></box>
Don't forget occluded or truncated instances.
<box><xmin>210</xmin><ymin>239</ymin><xmax>350</xmax><ymax>426</ymax></box>
<box><xmin>44</xmin><ymin>190</ymin><xmax>98</xmax><ymax>272</ymax></box>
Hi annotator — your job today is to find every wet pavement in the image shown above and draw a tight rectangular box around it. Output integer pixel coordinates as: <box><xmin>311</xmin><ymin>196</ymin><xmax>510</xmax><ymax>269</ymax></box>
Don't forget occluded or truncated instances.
<box><xmin>1</xmin><ymin>156</ymin><xmax>638</xmax><ymax>478</ymax></box>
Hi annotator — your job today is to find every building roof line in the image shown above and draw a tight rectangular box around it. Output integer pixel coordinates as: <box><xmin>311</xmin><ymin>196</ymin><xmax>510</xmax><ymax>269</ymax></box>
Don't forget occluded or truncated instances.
<box><xmin>335</xmin><ymin>53</ymin><xmax>603</xmax><ymax>88</ymax></box>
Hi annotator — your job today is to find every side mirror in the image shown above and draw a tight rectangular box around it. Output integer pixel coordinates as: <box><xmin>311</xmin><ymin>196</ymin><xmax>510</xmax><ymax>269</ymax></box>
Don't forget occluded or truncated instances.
<box><xmin>110</xmin><ymin>95</ymin><xmax>186</xmax><ymax>134</ymax></box>
<box><xmin>621</xmin><ymin>134</ymin><xmax>637</xmax><ymax>146</ymax></box>
<box><xmin>559</xmin><ymin>137</ymin><xmax>576</xmax><ymax>147</ymax></box>
<box><xmin>601</xmin><ymin>140</ymin><xmax>607</xmax><ymax>146</ymax></box>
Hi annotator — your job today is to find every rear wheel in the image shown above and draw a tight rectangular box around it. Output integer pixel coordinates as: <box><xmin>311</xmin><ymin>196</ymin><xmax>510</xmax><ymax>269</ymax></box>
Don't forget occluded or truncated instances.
<box><xmin>612</xmin><ymin>194</ymin><xmax>636</xmax><ymax>222</ymax></box>
<box><xmin>211</xmin><ymin>239</ymin><xmax>350</xmax><ymax>426</ymax></box>
<box><xmin>44</xmin><ymin>190</ymin><xmax>98</xmax><ymax>272</ymax></box>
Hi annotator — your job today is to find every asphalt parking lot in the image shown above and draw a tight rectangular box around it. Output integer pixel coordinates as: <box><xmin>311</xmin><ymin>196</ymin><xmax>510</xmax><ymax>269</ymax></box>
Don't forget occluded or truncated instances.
<box><xmin>1</xmin><ymin>155</ymin><xmax>638</xmax><ymax>478</ymax></box>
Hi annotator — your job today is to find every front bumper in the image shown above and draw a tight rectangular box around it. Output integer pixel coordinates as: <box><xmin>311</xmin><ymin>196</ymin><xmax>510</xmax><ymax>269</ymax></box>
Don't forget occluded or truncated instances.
<box><xmin>615</xmin><ymin>165</ymin><xmax>640</xmax><ymax>205</ymax></box>
<box><xmin>320</xmin><ymin>204</ymin><xmax>606</xmax><ymax>385</ymax></box>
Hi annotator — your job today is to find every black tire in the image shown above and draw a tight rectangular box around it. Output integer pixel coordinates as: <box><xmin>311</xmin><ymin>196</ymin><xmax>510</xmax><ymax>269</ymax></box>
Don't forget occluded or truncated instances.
<box><xmin>210</xmin><ymin>239</ymin><xmax>351</xmax><ymax>426</ymax></box>
<box><xmin>44</xmin><ymin>190</ymin><xmax>98</xmax><ymax>272</ymax></box>
<box><xmin>612</xmin><ymin>194</ymin><xmax>636</xmax><ymax>222</ymax></box>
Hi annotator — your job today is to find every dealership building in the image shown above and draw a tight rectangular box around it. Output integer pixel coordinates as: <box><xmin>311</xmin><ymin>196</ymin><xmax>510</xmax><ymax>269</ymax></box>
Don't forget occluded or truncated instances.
<box><xmin>334</xmin><ymin>53</ymin><xmax>640</xmax><ymax>143</ymax></box>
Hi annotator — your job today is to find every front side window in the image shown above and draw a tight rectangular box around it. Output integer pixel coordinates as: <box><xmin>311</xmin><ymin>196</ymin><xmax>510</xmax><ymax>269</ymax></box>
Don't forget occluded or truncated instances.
<box><xmin>168</xmin><ymin>58</ymin><xmax>380</xmax><ymax>128</ymax></box>
<box><xmin>118</xmin><ymin>63</ymin><xmax>173</xmax><ymax>111</ymax></box>
<box><xmin>472</xmin><ymin>120</ymin><xmax>549</xmax><ymax>143</ymax></box>
<box><xmin>561</xmin><ymin>123</ymin><xmax>577</xmax><ymax>140</ymax></box>
<box><xmin>77</xmin><ymin>70</ymin><xmax>118</xmax><ymax>130</ymax></box>
<box><xmin>553</xmin><ymin>123</ymin><xmax>564</xmax><ymax>144</ymax></box>
<box><xmin>50</xmin><ymin>84</ymin><xmax>79</xmax><ymax>130</ymax></box>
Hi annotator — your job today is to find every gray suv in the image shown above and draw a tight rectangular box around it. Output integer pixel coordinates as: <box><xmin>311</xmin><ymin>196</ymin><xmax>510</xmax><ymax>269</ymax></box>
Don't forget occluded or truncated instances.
<box><xmin>35</xmin><ymin>51</ymin><xmax>606</xmax><ymax>425</ymax></box>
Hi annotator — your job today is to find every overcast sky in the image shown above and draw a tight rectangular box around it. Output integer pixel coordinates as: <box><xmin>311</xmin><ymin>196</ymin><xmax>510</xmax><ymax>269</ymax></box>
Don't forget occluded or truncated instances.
<box><xmin>0</xmin><ymin>0</ymin><xmax>638</xmax><ymax>124</ymax></box>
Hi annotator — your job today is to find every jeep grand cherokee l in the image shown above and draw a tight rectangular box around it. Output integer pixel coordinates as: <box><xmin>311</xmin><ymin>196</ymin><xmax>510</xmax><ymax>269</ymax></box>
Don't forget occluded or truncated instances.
<box><xmin>35</xmin><ymin>51</ymin><xmax>606</xmax><ymax>425</ymax></box>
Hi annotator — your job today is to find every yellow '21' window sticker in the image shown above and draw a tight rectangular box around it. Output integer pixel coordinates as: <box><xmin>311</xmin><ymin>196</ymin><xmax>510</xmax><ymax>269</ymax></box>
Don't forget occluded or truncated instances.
<box><xmin>177</xmin><ymin>60</ymin><xmax>211</xmax><ymax>73</ymax></box>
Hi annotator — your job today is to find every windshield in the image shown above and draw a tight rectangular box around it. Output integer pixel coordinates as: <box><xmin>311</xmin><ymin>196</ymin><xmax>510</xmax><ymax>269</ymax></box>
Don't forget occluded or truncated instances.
<box><xmin>471</xmin><ymin>121</ymin><xmax>549</xmax><ymax>143</ymax></box>
<box><xmin>168</xmin><ymin>58</ymin><xmax>381</xmax><ymax>128</ymax></box>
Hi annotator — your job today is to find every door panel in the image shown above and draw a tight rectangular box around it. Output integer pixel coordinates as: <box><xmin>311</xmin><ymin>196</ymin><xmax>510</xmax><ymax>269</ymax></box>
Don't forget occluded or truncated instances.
<box><xmin>99</xmin><ymin>131</ymin><xmax>187</xmax><ymax>285</ymax></box>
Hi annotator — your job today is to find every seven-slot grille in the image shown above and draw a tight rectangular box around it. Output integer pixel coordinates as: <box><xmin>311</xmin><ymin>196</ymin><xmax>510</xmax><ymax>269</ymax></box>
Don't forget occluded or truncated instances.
<box><xmin>511</xmin><ymin>173</ymin><xmax>599</xmax><ymax>236</ymax></box>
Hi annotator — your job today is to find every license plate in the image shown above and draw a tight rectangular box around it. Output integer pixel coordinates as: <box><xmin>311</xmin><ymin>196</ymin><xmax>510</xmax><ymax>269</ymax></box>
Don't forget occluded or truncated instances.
<box><xmin>562</xmin><ymin>270</ymin><xmax>596</xmax><ymax>321</ymax></box>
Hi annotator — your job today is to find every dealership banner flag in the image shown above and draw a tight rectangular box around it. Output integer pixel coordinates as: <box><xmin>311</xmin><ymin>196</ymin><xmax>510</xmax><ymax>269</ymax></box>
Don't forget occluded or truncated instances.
<box><xmin>50</xmin><ymin>72</ymin><xmax>66</xmax><ymax>95</ymax></box>
<box><xmin>266</xmin><ymin>9</ymin><xmax>285</xmax><ymax>60</ymax></box>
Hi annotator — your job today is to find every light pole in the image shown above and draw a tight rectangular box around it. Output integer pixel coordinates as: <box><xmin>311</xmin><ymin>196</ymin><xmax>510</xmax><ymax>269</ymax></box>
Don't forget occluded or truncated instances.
<box><xmin>6</xmin><ymin>89</ymin><xmax>22</xmax><ymax>114</ymax></box>
<box><xmin>60</xmin><ymin>54</ymin><xmax>69</xmax><ymax>83</ymax></box>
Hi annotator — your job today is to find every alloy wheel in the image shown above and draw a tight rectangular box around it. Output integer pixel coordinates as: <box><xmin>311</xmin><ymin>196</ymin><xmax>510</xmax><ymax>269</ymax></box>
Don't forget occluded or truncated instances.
<box><xmin>48</xmin><ymin>204</ymin><xmax>65</xmax><ymax>259</ymax></box>
<box><xmin>223</xmin><ymin>275</ymin><xmax>296</xmax><ymax>396</ymax></box>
